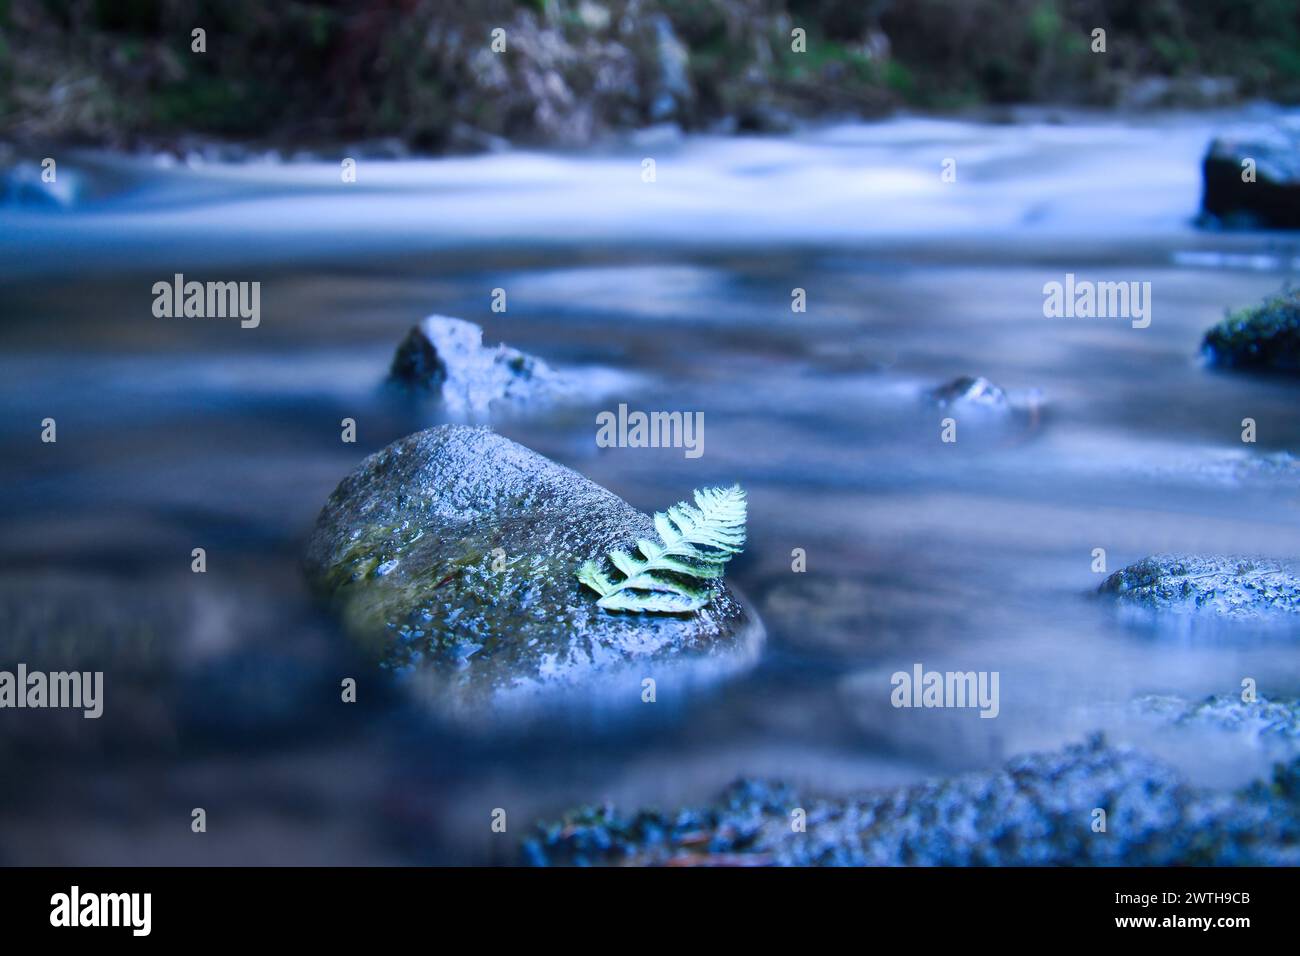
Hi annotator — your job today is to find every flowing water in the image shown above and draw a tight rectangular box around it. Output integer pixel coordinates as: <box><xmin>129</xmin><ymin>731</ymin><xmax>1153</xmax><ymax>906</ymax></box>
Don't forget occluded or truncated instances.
<box><xmin>2</xmin><ymin>111</ymin><xmax>1299</xmax><ymax>863</ymax></box>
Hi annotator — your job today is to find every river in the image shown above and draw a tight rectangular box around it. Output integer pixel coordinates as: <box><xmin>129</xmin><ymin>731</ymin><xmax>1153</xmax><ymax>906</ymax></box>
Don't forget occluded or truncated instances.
<box><xmin>2</xmin><ymin>110</ymin><xmax>1298</xmax><ymax>863</ymax></box>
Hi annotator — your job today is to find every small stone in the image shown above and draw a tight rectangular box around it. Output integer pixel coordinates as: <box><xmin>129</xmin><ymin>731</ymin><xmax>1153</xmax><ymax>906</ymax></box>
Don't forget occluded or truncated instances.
<box><xmin>1134</xmin><ymin>694</ymin><xmax>1300</xmax><ymax>751</ymax></box>
<box><xmin>1099</xmin><ymin>554</ymin><xmax>1300</xmax><ymax>618</ymax></box>
<box><xmin>1201</xmin><ymin>120</ymin><xmax>1300</xmax><ymax>229</ymax></box>
<box><xmin>388</xmin><ymin>315</ymin><xmax>565</xmax><ymax>418</ymax></box>
<box><xmin>1202</xmin><ymin>288</ymin><xmax>1300</xmax><ymax>373</ymax></box>
<box><xmin>928</xmin><ymin>375</ymin><xmax>1009</xmax><ymax>411</ymax></box>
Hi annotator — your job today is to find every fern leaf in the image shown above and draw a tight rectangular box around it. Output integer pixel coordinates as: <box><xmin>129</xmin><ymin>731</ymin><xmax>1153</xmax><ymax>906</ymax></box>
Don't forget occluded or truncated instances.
<box><xmin>653</xmin><ymin>512</ymin><xmax>679</xmax><ymax>549</ymax></box>
<box><xmin>576</xmin><ymin>484</ymin><xmax>746</xmax><ymax>613</ymax></box>
<box><xmin>637</xmin><ymin>538</ymin><xmax>664</xmax><ymax>561</ymax></box>
<box><xmin>615</xmin><ymin>570</ymin><xmax>703</xmax><ymax>595</ymax></box>
<box><xmin>576</xmin><ymin>560</ymin><xmax>615</xmax><ymax>597</ymax></box>
<box><xmin>598</xmin><ymin>585</ymin><xmax>711</xmax><ymax>614</ymax></box>
<box><xmin>608</xmin><ymin>549</ymin><xmax>644</xmax><ymax>578</ymax></box>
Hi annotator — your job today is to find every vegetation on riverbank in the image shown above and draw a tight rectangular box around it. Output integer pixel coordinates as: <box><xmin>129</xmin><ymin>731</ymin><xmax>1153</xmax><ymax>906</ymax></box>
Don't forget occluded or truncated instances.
<box><xmin>2</xmin><ymin>0</ymin><xmax>1299</xmax><ymax>152</ymax></box>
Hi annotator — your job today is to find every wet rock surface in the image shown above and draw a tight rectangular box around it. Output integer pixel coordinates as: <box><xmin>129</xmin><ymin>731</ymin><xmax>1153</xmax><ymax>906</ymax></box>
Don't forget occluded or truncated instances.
<box><xmin>524</xmin><ymin>737</ymin><xmax>1300</xmax><ymax>866</ymax></box>
<box><xmin>925</xmin><ymin>376</ymin><xmax>1044</xmax><ymax>431</ymax></box>
<box><xmin>389</xmin><ymin>315</ymin><xmax>567</xmax><ymax>418</ymax></box>
<box><xmin>1135</xmin><ymin>694</ymin><xmax>1300</xmax><ymax>751</ymax></box>
<box><xmin>928</xmin><ymin>375</ymin><xmax>1010</xmax><ymax>411</ymax></box>
<box><xmin>1202</xmin><ymin>289</ymin><xmax>1300</xmax><ymax>373</ymax></box>
<box><xmin>303</xmin><ymin>425</ymin><xmax>763</xmax><ymax>720</ymax></box>
<box><xmin>1201</xmin><ymin>120</ymin><xmax>1300</xmax><ymax>229</ymax></box>
<box><xmin>1098</xmin><ymin>554</ymin><xmax>1300</xmax><ymax>618</ymax></box>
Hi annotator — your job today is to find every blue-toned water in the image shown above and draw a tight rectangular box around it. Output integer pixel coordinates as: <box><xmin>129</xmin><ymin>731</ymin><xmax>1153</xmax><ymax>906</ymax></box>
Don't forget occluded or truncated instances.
<box><xmin>2</xmin><ymin>112</ymin><xmax>1299</xmax><ymax>863</ymax></box>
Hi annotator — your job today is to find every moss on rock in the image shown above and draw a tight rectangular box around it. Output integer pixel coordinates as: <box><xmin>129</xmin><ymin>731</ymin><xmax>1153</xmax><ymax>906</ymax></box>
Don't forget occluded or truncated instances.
<box><xmin>304</xmin><ymin>425</ymin><xmax>763</xmax><ymax>720</ymax></box>
<box><xmin>1098</xmin><ymin>554</ymin><xmax>1300</xmax><ymax>618</ymax></box>
<box><xmin>1202</xmin><ymin>289</ymin><xmax>1300</xmax><ymax>372</ymax></box>
<box><xmin>524</xmin><ymin>736</ymin><xmax>1300</xmax><ymax>866</ymax></box>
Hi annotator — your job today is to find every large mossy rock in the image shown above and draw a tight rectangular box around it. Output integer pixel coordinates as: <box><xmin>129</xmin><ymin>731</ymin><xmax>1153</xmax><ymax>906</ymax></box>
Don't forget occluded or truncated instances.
<box><xmin>304</xmin><ymin>425</ymin><xmax>763</xmax><ymax>719</ymax></box>
<box><xmin>1201</xmin><ymin>122</ymin><xmax>1300</xmax><ymax>229</ymax></box>
<box><xmin>1098</xmin><ymin>554</ymin><xmax>1300</xmax><ymax>618</ymax></box>
<box><xmin>1202</xmin><ymin>289</ymin><xmax>1300</xmax><ymax>373</ymax></box>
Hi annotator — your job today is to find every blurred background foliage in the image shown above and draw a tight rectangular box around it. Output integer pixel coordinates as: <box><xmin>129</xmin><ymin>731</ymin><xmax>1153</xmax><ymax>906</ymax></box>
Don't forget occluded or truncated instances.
<box><xmin>1</xmin><ymin>0</ymin><xmax>1298</xmax><ymax>149</ymax></box>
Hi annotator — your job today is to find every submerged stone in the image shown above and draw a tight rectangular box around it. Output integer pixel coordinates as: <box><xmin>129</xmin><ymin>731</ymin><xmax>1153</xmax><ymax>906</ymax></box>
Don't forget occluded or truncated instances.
<box><xmin>303</xmin><ymin>425</ymin><xmax>763</xmax><ymax>720</ymax></box>
<box><xmin>524</xmin><ymin>737</ymin><xmax>1300</xmax><ymax>865</ymax></box>
<box><xmin>1201</xmin><ymin>121</ymin><xmax>1300</xmax><ymax>229</ymax></box>
<box><xmin>1134</xmin><ymin>694</ymin><xmax>1300</xmax><ymax>751</ymax></box>
<box><xmin>1098</xmin><ymin>554</ymin><xmax>1300</xmax><ymax>618</ymax></box>
<box><xmin>1201</xmin><ymin>289</ymin><xmax>1300</xmax><ymax>373</ymax></box>
<box><xmin>389</xmin><ymin>315</ymin><xmax>567</xmax><ymax>418</ymax></box>
<box><xmin>927</xmin><ymin>375</ymin><xmax>1009</xmax><ymax>411</ymax></box>
<box><xmin>924</xmin><ymin>375</ymin><xmax>1045</xmax><ymax>433</ymax></box>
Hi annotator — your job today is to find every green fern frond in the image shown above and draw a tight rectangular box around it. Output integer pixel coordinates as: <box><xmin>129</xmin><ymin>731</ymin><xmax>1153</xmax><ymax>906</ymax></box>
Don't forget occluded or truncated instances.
<box><xmin>577</xmin><ymin>484</ymin><xmax>747</xmax><ymax>613</ymax></box>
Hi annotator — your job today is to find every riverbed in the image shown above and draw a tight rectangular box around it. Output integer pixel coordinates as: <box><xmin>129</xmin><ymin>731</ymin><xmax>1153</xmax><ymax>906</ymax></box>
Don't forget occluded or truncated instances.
<box><xmin>2</xmin><ymin>110</ymin><xmax>1298</xmax><ymax>863</ymax></box>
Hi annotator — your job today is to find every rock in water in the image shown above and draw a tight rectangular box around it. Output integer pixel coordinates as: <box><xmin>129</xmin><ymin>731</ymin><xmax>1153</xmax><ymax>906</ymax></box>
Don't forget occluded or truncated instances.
<box><xmin>1134</xmin><ymin>694</ymin><xmax>1300</xmax><ymax>751</ymax></box>
<box><xmin>1098</xmin><ymin>554</ymin><xmax>1300</xmax><ymax>618</ymax></box>
<box><xmin>389</xmin><ymin>315</ymin><xmax>565</xmax><ymax>418</ymax></box>
<box><xmin>927</xmin><ymin>375</ymin><xmax>1010</xmax><ymax>412</ymax></box>
<box><xmin>925</xmin><ymin>375</ymin><xmax>1044</xmax><ymax>430</ymax></box>
<box><xmin>523</xmin><ymin>738</ymin><xmax>1300</xmax><ymax>865</ymax></box>
<box><xmin>304</xmin><ymin>425</ymin><xmax>763</xmax><ymax>720</ymax></box>
<box><xmin>1201</xmin><ymin>121</ymin><xmax>1300</xmax><ymax>229</ymax></box>
<box><xmin>1202</xmin><ymin>289</ymin><xmax>1300</xmax><ymax>373</ymax></box>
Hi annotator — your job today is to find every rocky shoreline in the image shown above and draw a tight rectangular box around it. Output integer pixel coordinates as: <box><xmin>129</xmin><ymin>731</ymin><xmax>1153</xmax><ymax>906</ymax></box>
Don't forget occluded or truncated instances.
<box><xmin>4</xmin><ymin>1</ymin><xmax>1295</xmax><ymax>155</ymax></box>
